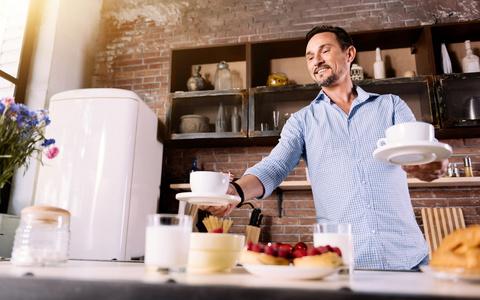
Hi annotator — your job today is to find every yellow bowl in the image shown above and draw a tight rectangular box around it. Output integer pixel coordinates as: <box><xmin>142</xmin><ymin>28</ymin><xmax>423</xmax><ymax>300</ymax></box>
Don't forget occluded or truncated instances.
<box><xmin>188</xmin><ymin>233</ymin><xmax>245</xmax><ymax>272</ymax></box>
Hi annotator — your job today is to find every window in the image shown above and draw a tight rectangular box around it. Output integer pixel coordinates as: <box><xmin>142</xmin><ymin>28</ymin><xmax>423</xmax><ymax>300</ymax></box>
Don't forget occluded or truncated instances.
<box><xmin>0</xmin><ymin>0</ymin><xmax>35</xmax><ymax>101</ymax></box>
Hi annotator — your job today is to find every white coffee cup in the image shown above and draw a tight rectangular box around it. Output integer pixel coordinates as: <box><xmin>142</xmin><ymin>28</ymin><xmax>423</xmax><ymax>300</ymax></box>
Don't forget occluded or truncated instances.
<box><xmin>190</xmin><ymin>171</ymin><xmax>230</xmax><ymax>194</ymax></box>
<box><xmin>376</xmin><ymin>121</ymin><xmax>434</xmax><ymax>148</ymax></box>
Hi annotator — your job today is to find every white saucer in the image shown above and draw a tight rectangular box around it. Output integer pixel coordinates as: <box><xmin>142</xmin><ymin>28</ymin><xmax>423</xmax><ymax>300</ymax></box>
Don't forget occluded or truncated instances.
<box><xmin>373</xmin><ymin>141</ymin><xmax>452</xmax><ymax>166</ymax></box>
<box><xmin>175</xmin><ymin>192</ymin><xmax>241</xmax><ymax>206</ymax></box>
<box><xmin>243</xmin><ymin>264</ymin><xmax>341</xmax><ymax>280</ymax></box>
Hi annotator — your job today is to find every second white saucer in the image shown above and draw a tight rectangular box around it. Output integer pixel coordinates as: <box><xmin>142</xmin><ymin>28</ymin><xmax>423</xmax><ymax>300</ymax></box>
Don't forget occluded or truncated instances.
<box><xmin>373</xmin><ymin>141</ymin><xmax>452</xmax><ymax>166</ymax></box>
<box><xmin>175</xmin><ymin>192</ymin><xmax>241</xmax><ymax>206</ymax></box>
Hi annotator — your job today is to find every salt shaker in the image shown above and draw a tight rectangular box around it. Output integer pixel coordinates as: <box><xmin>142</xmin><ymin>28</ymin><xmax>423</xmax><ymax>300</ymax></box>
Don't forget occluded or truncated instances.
<box><xmin>11</xmin><ymin>206</ymin><xmax>70</xmax><ymax>267</ymax></box>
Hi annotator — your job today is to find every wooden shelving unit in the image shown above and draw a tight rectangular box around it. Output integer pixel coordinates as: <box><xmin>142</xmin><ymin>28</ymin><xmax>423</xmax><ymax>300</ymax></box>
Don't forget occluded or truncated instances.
<box><xmin>166</xmin><ymin>21</ymin><xmax>480</xmax><ymax>146</ymax></box>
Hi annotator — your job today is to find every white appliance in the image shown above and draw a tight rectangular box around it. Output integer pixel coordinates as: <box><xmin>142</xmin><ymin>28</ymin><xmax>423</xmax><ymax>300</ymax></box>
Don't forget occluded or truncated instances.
<box><xmin>0</xmin><ymin>214</ymin><xmax>20</xmax><ymax>257</ymax></box>
<box><xmin>34</xmin><ymin>88</ymin><xmax>163</xmax><ymax>260</ymax></box>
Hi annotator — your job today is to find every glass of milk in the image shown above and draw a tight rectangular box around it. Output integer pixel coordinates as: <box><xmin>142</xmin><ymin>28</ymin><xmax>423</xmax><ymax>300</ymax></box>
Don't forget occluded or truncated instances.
<box><xmin>313</xmin><ymin>223</ymin><xmax>354</xmax><ymax>276</ymax></box>
<box><xmin>145</xmin><ymin>214</ymin><xmax>193</xmax><ymax>273</ymax></box>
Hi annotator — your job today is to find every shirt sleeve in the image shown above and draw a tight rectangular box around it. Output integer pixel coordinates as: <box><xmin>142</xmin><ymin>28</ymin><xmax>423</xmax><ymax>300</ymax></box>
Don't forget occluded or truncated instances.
<box><xmin>243</xmin><ymin>112</ymin><xmax>306</xmax><ymax>198</ymax></box>
<box><xmin>392</xmin><ymin>94</ymin><xmax>416</xmax><ymax>124</ymax></box>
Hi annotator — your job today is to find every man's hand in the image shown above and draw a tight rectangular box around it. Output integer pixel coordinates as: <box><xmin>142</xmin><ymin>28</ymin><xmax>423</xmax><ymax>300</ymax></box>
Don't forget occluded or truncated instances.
<box><xmin>198</xmin><ymin>183</ymin><xmax>238</xmax><ymax>218</ymax></box>
<box><xmin>198</xmin><ymin>203</ymin><xmax>236</xmax><ymax>218</ymax></box>
<box><xmin>402</xmin><ymin>159</ymin><xmax>448</xmax><ymax>182</ymax></box>
<box><xmin>198</xmin><ymin>175</ymin><xmax>264</xmax><ymax>218</ymax></box>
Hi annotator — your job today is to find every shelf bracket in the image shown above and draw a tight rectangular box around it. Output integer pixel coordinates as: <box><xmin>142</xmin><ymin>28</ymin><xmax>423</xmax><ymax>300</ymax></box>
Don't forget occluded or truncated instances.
<box><xmin>276</xmin><ymin>187</ymin><xmax>283</xmax><ymax>218</ymax></box>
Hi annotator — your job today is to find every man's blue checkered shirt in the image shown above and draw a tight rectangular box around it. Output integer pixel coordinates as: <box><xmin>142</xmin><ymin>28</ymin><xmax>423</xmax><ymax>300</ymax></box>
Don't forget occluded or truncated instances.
<box><xmin>244</xmin><ymin>86</ymin><xmax>429</xmax><ymax>270</ymax></box>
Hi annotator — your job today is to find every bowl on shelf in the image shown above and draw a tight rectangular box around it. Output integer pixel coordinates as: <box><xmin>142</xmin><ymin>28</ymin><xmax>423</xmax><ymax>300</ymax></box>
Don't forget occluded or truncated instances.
<box><xmin>179</xmin><ymin>114</ymin><xmax>209</xmax><ymax>133</ymax></box>
<box><xmin>188</xmin><ymin>232</ymin><xmax>245</xmax><ymax>272</ymax></box>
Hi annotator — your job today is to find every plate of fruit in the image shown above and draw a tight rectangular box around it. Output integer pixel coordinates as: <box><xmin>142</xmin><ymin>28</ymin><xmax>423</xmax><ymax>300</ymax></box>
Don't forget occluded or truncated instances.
<box><xmin>239</xmin><ymin>242</ymin><xmax>344</xmax><ymax>280</ymax></box>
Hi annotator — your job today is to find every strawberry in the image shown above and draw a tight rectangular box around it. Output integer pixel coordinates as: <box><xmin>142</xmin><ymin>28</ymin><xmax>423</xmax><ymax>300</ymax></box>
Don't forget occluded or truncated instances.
<box><xmin>263</xmin><ymin>244</ymin><xmax>276</xmax><ymax>256</ymax></box>
<box><xmin>270</xmin><ymin>242</ymin><xmax>283</xmax><ymax>252</ymax></box>
<box><xmin>293</xmin><ymin>249</ymin><xmax>307</xmax><ymax>258</ymax></box>
<box><xmin>251</xmin><ymin>242</ymin><xmax>265</xmax><ymax>253</ymax></box>
<box><xmin>245</xmin><ymin>241</ymin><xmax>255</xmax><ymax>251</ymax></box>
<box><xmin>306</xmin><ymin>247</ymin><xmax>319</xmax><ymax>256</ymax></box>
<box><xmin>278</xmin><ymin>244</ymin><xmax>294</xmax><ymax>259</ymax></box>
<box><xmin>210</xmin><ymin>227</ymin><xmax>223</xmax><ymax>233</ymax></box>
<box><xmin>294</xmin><ymin>242</ymin><xmax>307</xmax><ymax>251</ymax></box>
<box><xmin>316</xmin><ymin>246</ymin><xmax>329</xmax><ymax>254</ymax></box>
<box><xmin>332</xmin><ymin>247</ymin><xmax>342</xmax><ymax>257</ymax></box>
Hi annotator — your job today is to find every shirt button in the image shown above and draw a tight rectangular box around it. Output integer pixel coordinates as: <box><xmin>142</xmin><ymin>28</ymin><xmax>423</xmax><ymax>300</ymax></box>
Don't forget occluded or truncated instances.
<box><xmin>367</xmin><ymin>205</ymin><xmax>371</xmax><ymax>208</ymax></box>
<box><xmin>351</xmin><ymin>138</ymin><xmax>356</xmax><ymax>141</ymax></box>
<box><xmin>361</xmin><ymin>180</ymin><xmax>366</xmax><ymax>184</ymax></box>
<box><xmin>371</xmin><ymin>230</ymin><xmax>376</xmax><ymax>234</ymax></box>
<box><xmin>357</xmin><ymin>159</ymin><xmax>361</xmax><ymax>163</ymax></box>
<box><xmin>348</xmin><ymin>119</ymin><xmax>351</xmax><ymax>123</ymax></box>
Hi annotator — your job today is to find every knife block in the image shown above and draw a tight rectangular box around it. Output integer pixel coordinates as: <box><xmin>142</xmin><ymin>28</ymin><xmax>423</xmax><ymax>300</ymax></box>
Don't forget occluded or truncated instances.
<box><xmin>245</xmin><ymin>225</ymin><xmax>260</xmax><ymax>244</ymax></box>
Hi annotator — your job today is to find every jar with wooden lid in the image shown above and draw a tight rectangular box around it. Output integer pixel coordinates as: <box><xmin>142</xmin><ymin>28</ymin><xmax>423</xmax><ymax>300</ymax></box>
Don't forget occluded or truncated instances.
<box><xmin>11</xmin><ymin>206</ymin><xmax>70</xmax><ymax>267</ymax></box>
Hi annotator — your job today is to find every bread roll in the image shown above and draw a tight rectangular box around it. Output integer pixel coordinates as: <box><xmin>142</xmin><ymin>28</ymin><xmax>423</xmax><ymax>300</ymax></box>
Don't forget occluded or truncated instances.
<box><xmin>239</xmin><ymin>250</ymin><xmax>290</xmax><ymax>266</ymax></box>
<box><xmin>293</xmin><ymin>251</ymin><xmax>343</xmax><ymax>268</ymax></box>
<box><xmin>430</xmin><ymin>225</ymin><xmax>480</xmax><ymax>272</ymax></box>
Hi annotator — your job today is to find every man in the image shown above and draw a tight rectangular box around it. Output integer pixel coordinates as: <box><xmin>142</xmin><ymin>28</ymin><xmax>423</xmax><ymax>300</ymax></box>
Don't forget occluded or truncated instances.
<box><xmin>200</xmin><ymin>26</ymin><xmax>448</xmax><ymax>270</ymax></box>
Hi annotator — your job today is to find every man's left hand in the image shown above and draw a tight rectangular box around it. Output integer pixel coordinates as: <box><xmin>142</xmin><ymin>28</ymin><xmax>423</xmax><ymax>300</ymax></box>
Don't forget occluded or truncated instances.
<box><xmin>402</xmin><ymin>159</ymin><xmax>449</xmax><ymax>182</ymax></box>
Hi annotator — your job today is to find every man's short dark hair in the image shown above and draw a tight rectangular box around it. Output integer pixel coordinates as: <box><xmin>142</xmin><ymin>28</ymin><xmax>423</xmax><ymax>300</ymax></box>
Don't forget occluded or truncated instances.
<box><xmin>306</xmin><ymin>26</ymin><xmax>354</xmax><ymax>51</ymax></box>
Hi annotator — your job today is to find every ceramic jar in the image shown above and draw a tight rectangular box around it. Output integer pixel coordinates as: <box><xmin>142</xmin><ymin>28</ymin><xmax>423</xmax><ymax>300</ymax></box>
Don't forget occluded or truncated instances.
<box><xmin>350</xmin><ymin>64</ymin><xmax>364</xmax><ymax>81</ymax></box>
<box><xmin>179</xmin><ymin>115</ymin><xmax>209</xmax><ymax>133</ymax></box>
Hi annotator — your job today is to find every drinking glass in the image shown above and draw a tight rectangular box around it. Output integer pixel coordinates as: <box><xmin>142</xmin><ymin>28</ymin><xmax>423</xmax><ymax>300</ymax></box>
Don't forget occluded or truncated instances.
<box><xmin>313</xmin><ymin>222</ymin><xmax>354</xmax><ymax>276</ymax></box>
<box><xmin>145</xmin><ymin>214</ymin><xmax>193</xmax><ymax>273</ymax></box>
<box><xmin>273</xmin><ymin>110</ymin><xmax>280</xmax><ymax>130</ymax></box>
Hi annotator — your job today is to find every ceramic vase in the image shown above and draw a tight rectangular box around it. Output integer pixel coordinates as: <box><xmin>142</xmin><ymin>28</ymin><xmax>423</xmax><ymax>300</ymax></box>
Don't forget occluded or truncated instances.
<box><xmin>187</xmin><ymin>65</ymin><xmax>205</xmax><ymax>91</ymax></box>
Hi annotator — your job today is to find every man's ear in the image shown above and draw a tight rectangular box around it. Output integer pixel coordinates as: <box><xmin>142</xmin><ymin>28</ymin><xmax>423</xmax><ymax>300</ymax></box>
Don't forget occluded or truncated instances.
<box><xmin>346</xmin><ymin>46</ymin><xmax>356</xmax><ymax>64</ymax></box>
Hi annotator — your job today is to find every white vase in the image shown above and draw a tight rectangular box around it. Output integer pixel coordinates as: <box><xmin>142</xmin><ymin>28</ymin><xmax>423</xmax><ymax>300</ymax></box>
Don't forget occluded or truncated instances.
<box><xmin>373</xmin><ymin>47</ymin><xmax>386</xmax><ymax>79</ymax></box>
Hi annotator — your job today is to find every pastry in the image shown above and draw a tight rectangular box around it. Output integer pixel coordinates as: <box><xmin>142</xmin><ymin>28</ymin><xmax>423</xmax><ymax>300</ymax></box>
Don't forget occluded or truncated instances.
<box><xmin>429</xmin><ymin>225</ymin><xmax>480</xmax><ymax>273</ymax></box>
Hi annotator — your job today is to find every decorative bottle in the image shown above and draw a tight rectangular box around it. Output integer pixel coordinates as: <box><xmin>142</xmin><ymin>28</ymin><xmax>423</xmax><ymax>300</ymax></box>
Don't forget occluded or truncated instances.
<box><xmin>373</xmin><ymin>47</ymin><xmax>386</xmax><ymax>79</ymax></box>
<box><xmin>214</xmin><ymin>61</ymin><xmax>232</xmax><ymax>90</ymax></box>
<box><xmin>231</xmin><ymin>106</ymin><xmax>241</xmax><ymax>133</ymax></box>
<box><xmin>462</xmin><ymin>40</ymin><xmax>480</xmax><ymax>73</ymax></box>
<box><xmin>441</xmin><ymin>43</ymin><xmax>453</xmax><ymax>74</ymax></box>
<box><xmin>186</xmin><ymin>65</ymin><xmax>206</xmax><ymax>91</ymax></box>
<box><xmin>215</xmin><ymin>102</ymin><xmax>227</xmax><ymax>132</ymax></box>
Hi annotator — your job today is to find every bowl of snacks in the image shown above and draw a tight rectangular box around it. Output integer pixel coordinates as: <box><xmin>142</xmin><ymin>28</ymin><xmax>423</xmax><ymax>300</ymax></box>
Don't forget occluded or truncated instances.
<box><xmin>188</xmin><ymin>216</ymin><xmax>244</xmax><ymax>272</ymax></box>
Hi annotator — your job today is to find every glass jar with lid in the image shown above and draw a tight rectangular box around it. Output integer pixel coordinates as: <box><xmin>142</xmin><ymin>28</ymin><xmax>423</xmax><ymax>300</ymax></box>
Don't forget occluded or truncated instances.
<box><xmin>214</xmin><ymin>61</ymin><xmax>232</xmax><ymax>90</ymax></box>
<box><xmin>11</xmin><ymin>206</ymin><xmax>70</xmax><ymax>267</ymax></box>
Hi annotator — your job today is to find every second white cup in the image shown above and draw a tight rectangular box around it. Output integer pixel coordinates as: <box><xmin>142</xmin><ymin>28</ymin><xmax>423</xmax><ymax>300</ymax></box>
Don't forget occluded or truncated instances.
<box><xmin>377</xmin><ymin>121</ymin><xmax>434</xmax><ymax>148</ymax></box>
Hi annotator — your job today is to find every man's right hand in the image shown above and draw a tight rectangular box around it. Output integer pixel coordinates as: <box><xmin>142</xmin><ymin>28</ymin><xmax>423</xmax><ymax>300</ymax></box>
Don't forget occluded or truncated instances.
<box><xmin>198</xmin><ymin>203</ymin><xmax>236</xmax><ymax>218</ymax></box>
<box><xmin>198</xmin><ymin>175</ymin><xmax>264</xmax><ymax>218</ymax></box>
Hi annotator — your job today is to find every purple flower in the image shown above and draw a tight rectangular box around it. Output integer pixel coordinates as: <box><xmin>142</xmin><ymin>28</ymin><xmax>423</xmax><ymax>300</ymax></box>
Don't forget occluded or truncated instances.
<box><xmin>41</xmin><ymin>139</ymin><xmax>56</xmax><ymax>147</ymax></box>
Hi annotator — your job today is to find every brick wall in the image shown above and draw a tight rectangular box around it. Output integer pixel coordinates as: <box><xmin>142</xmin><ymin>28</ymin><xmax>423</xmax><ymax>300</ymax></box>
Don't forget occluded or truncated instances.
<box><xmin>93</xmin><ymin>0</ymin><xmax>480</xmax><ymax>245</ymax></box>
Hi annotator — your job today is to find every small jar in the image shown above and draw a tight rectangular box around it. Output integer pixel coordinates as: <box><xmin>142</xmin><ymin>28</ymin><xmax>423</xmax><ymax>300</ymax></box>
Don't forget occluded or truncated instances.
<box><xmin>214</xmin><ymin>61</ymin><xmax>232</xmax><ymax>90</ymax></box>
<box><xmin>11</xmin><ymin>206</ymin><xmax>70</xmax><ymax>267</ymax></box>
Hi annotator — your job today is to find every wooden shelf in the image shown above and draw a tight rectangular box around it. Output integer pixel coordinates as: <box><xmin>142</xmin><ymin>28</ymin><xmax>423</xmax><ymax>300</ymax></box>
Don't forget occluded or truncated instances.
<box><xmin>170</xmin><ymin>177</ymin><xmax>480</xmax><ymax>192</ymax></box>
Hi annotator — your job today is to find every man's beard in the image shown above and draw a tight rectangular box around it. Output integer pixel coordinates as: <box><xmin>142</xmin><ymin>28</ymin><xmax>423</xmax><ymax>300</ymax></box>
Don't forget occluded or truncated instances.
<box><xmin>316</xmin><ymin>73</ymin><xmax>338</xmax><ymax>87</ymax></box>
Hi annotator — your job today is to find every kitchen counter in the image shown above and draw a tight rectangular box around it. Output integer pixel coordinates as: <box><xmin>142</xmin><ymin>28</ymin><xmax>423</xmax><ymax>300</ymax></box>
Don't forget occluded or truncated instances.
<box><xmin>0</xmin><ymin>260</ymin><xmax>478</xmax><ymax>299</ymax></box>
